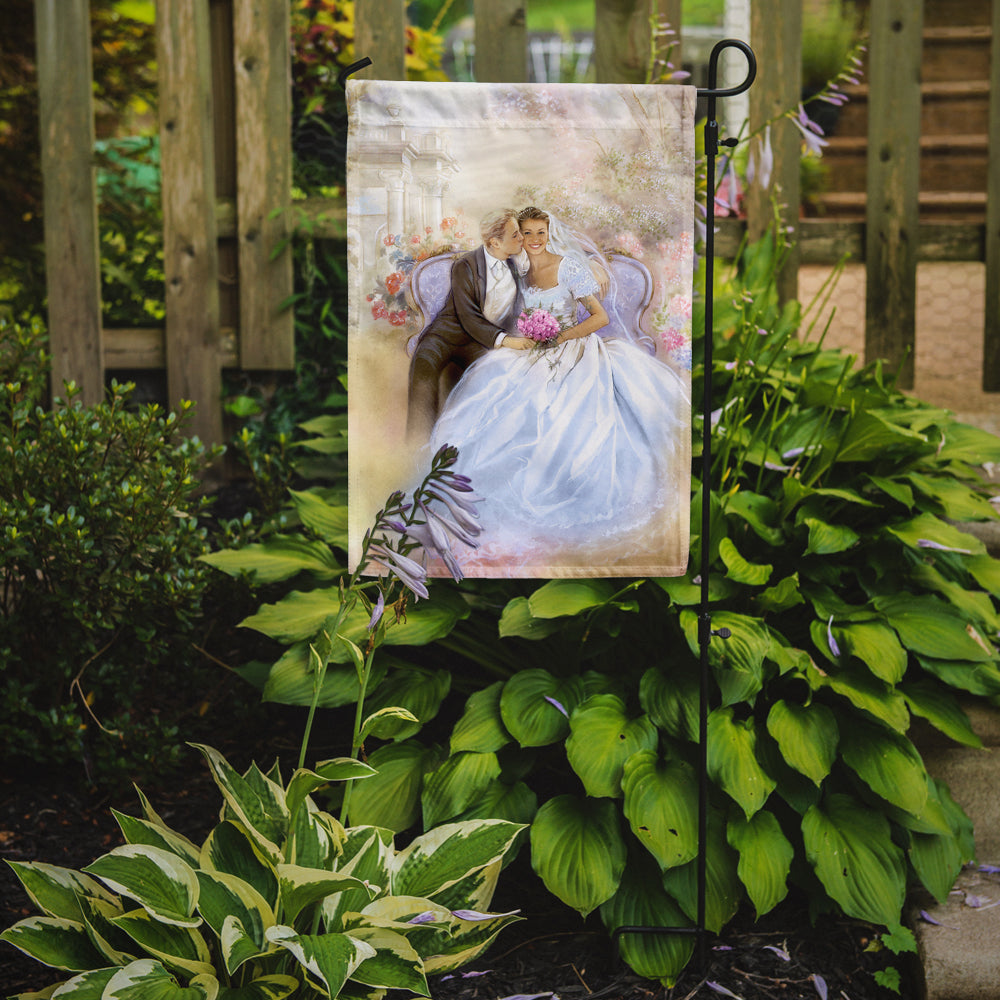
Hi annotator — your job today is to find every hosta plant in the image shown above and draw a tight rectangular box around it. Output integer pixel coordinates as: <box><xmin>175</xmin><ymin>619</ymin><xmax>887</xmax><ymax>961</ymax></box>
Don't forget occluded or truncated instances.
<box><xmin>1</xmin><ymin>743</ymin><xmax>523</xmax><ymax>999</ymax></box>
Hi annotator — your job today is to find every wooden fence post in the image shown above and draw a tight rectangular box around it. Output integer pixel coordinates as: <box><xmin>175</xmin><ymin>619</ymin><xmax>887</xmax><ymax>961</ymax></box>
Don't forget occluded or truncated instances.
<box><xmin>233</xmin><ymin>0</ymin><xmax>294</xmax><ymax>369</ymax></box>
<box><xmin>864</xmin><ymin>0</ymin><xmax>923</xmax><ymax>389</ymax></box>
<box><xmin>34</xmin><ymin>0</ymin><xmax>104</xmax><ymax>405</ymax></box>
<box><xmin>594</xmin><ymin>0</ymin><xmax>659</xmax><ymax>84</ymax></box>
<box><xmin>157</xmin><ymin>0</ymin><xmax>223</xmax><ymax>445</ymax></box>
<box><xmin>473</xmin><ymin>0</ymin><xmax>526</xmax><ymax>83</ymax></box>
<box><xmin>983</xmin><ymin>0</ymin><xmax>1000</xmax><ymax>390</ymax></box>
<box><xmin>746</xmin><ymin>0</ymin><xmax>801</xmax><ymax>305</ymax></box>
<box><xmin>354</xmin><ymin>0</ymin><xmax>407</xmax><ymax>80</ymax></box>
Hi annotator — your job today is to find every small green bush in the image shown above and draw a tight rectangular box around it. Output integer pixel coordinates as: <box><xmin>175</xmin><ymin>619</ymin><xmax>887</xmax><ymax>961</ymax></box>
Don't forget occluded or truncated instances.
<box><xmin>0</xmin><ymin>317</ymin><xmax>220</xmax><ymax>783</ymax></box>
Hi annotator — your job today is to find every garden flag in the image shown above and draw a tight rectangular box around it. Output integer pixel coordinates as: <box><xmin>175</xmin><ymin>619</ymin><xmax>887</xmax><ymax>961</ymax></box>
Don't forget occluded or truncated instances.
<box><xmin>347</xmin><ymin>81</ymin><xmax>695</xmax><ymax>578</ymax></box>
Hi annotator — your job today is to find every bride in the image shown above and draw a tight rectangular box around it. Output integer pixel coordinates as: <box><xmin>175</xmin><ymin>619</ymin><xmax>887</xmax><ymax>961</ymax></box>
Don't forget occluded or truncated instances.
<box><xmin>426</xmin><ymin>205</ymin><xmax>690</xmax><ymax>575</ymax></box>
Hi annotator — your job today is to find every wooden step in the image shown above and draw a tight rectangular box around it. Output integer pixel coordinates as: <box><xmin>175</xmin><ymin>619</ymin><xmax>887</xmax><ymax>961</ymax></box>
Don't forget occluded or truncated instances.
<box><xmin>922</xmin><ymin>25</ymin><xmax>993</xmax><ymax>83</ymax></box>
<box><xmin>813</xmin><ymin>190</ymin><xmax>987</xmax><ymax>222</ymax></box>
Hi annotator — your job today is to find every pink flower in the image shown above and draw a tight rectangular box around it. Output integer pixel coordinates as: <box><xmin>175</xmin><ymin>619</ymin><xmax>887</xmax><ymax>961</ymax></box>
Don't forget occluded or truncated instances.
<box><xmin>371</xmin><ymin>300</ymin><xmax>388</xmax><ymax>320</ymax></box>
<box><xmin>410</xmin><ymin>234</ymin><xmax>422</xmax><ymax>244</ymax></box>
<box><xmin>385</xmin><ymin>271</ymin><xmax>405</xmax><ymax>296</ymax></box>
<box><xmin>668</xmin><ymin>294</ymin><xmax>692</xmax><ymax>318</ymax></box>
<box><xmin>388</xmin><ymin>310</ymin><xmax>407</xmax><ymax>327</ymax></box>
<box><xmin>383</xmin><ymin>235</ymin><xmax>395</xmax><ymax>246</ymax></box>
<box><xmin>517</xmin><ymin>308</ymin><xmax>561</xmax><ymax>342</ymax></box>
<box><xmin>425</xmin><ymin>226</ymin><xmax>433</xmax><ymax>234</ymax></box>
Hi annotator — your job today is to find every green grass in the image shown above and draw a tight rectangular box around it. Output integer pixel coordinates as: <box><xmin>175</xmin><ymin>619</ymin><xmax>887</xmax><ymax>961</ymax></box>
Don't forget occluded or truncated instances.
<box><xmin>524</xmin><ymin>0</ymin><xmax>725</xmax><ymax>33</ymax></box>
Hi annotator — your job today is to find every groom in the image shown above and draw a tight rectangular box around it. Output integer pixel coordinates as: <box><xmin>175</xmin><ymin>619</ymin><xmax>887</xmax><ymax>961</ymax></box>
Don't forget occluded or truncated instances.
<box><xmin>406</xmin><ymin>208</ymin><xmax>533</xmax><ymax>442</ymax></box>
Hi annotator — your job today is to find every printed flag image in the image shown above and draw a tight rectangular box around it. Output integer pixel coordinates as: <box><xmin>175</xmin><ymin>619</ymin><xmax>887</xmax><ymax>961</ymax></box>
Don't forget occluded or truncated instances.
<box><xmin>347</xmin><ymin>80</ymin><xmax>695</xmax><ymax>578</ymax></box>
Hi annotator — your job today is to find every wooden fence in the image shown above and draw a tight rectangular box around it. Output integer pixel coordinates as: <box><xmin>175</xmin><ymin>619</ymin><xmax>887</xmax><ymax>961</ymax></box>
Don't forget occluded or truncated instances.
<box><xmin>33</xmin><ymin>0</ymin><xmax>1000</xmax><ymax>444</ymax></box>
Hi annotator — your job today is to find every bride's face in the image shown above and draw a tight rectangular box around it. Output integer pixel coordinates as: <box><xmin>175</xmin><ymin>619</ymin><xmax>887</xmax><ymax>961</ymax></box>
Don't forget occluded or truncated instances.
<box><xmin>520</xmin><ymin>219</ymin><xmax>549</xmax><ymax>257</ymax></box>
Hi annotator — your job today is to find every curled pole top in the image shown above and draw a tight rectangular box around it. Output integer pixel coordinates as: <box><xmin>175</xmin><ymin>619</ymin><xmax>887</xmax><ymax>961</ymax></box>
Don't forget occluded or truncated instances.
<box><xmin>696</xmin><ymin>39</ymin><xmax>756</xmax><ymax>99</ymax></box>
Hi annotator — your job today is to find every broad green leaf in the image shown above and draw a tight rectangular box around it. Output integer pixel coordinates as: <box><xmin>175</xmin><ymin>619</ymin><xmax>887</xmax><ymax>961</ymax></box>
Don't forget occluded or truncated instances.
<box><xmin>680</xmin><ymin>610</ymin><xmax>770</xmax><ymax>706</ymax></box>
<box><xmin>103</xmin><ymin>959</ymin><xmax>217</xmax><ymax>999</ymax></box>
<box><xmin>347</xmin><ymin>740</ymin><xmax>442</xmax><ymax>832</ymax></box>
<box><xmin>916</xmin><ymin>655</ymin><xmax>1000</xmax><ymax>697</ymax></box>
<box><xmin>566</xmin><ymin>695</ymin><xmax>658</xmax><ymax>798</ymax></box>
<box><xmin>599</xmin><ymin>853</ymin><xmax>694</xmax><ymax>987</ymax></box>
<box><xmin>453</xmin><ymin>779</ymin><xmax>538</xmax><ymax>827</ymax></box>
<box><xmin>839</xmin><ymin>718</ymin><xmax>928</xmax><ymax>816</ymax></box>
<box><xmin>110</xmin><ymin>909</ymin><xmax>214</xmax><ymax>978</ymax></box>
<box><xmin>362</xmin><ymin>667</ymin><xmax>451</xmax><ymax>740</ymax></box>
<box><xmin>0</xmin><ymin>916</ymin><xmax>107</xmax><ymax>971</ymax></box>
<box><xmin>901</xmin><ymin>680</ymin><xmax>982</xmax><ymax>748</ymax></box>
<box><xmin>639</xmin><ymin>664</ymin><xmax>699</xmax><ymax>743</ymax></box>
<box><xmin>724</xmin><ymin>490</ymin><xmax>784</xmax><ymax>545</ymax></box>
<box><xmin>906</xmin><ymin>473</ymin><xmax>998</xmax><ymax>522</ymax></box>
<box><xmin>285</xmin><ymin>760</ymin><xmax>376</xmax><ymax>822</ymax></box>
<box><xmin>265</xmin><ymin>926</ymin><xmax>375</xmax><ymax>998</ymax></box>
<box><xmin>718</xmin><ymin>537</ymin><xmax>772</xmax><ymax>586</ymax></box>
<box><xmin>707</xmin><ymin>708</ymin><xmax>776</xmax><ymax>818</ymax></box>
<box><xmin>727</xmin><ymin>810</ymin><xmax>793</xmax><ymax>917</ymax></box>
<box><xmin>360</xmin><ymin>707</ymin><xmax>421</xmax><ymax>742</ymax></box>
<box><xmin>260</xmin><ymin>643</ymin><xmax>387</xmax><ymax>708</ymax></box>
<box><xmin>966</xmin><ymin>553</ymin><xmax>1000</xmax><ymax>597</ymax></box>
<box><xmin>810</xmin><ymin>661</ymin><xmax>910</xmax><ymax>732</ymax></box>
<box><xmin>527</xmin><ymin>579</ymin><xmax>617</xmax><ymax>618</ymax></box>
<box><xmin>83</xmin><ymin>846</ymin><xmax>200</xmax><ymax>928</ymax></box>
<box><xmin>393</xmin><ymin>820</ymin><xmax>524</xmax><ymax>901</ymax></box>
<box><xmin>910</xmin><ymin>562</ymin><xmax>1000</xmax><ymax>632</ymax></box>
<box><xmin>530</xmin><ymin>795</ymin><xmax>626</xmax><ymax>917</ymax></box>
<box><xmin>41</xmin><ymin>966</ymin><xmax>117</xmax><ymax>998</ymax></box>
<box><xmin>195</xmin><ymin>871</ymin><xmax>273</xmax><ymax>974</ymax></box>
<box><xmin>497</xmin><ymin>596</ymin><xmax>564</xmax><ymax>639</ymax></box>
<box><xmin>935</xmin><ymin>421</ymin><xmax>1000</xmax><ymax>465</ymax></box>
<box><xmin>865</xmin><ymin>474</ymin><xmax>914</xmax><ymax>509</ymax></box>
<box><xmin>755</xmin><ymin>573</ymin><xmax>804</xmax><ymax>614</ymax></box>
<box><xmin>874</xmin><ymin>593</ymin><xmax>995</xmax><ymax>662</ymax></box>
<box><xmin>346</xmin><ymin>926</ymin><xmax>428</xmax><ymax>994</ymax></box>
<box><xmin>835</xmin><ymin>410</ymin><xmax>927</xmax><ymax>463</ymax></box>
<box><xmin>654</xmin><ymin>573</ymin><xmax>738</xmax><ymax>606</ymax></box>
<box><xmin>200</xmin><ymin>535</ymin><xmax>340</xmax><ymax>583</ymax></box>
<box><xmin>765</xmin><ymin>700</ymin><xmax>838</xmax><ymax>786</ymax></box>
<box><xmin>802</xmin><ymin>793</ymin><xmax>906</xmax><ymax>926</ymax></box>
<box><xmin>200</xmin><ymin>822</ymin><xmax>278</xmax><ymax>910</ymax></box>
<box><xmin>421</xmin><ymin>751</ymin><xmax>502</xmax><ymax>828</ymax></box>
<box><xmin>885</xmin><ymin>512</ymin><xmax>985</xmax><ymax>557</ymax></box>
<box><xmin>278</xmin><ymin>864</ymin><xmax>373</xmax><ymax>924</ymax></box>
<box><xmin>834</xmin><ymin>621</ymin><xmax>907</xmax><ymax>684</ymax></box>
<box><xmin>906</xmin><ymin>781</ymin><xmax>970</xmax><ymax>903</ymax></box>
<box><xmin>499</xmin><ymin>670</ymin><xmax>584</xmax><ymax>747</ymax></box>
<box><xmin>803</xmin><ymin>517</ymin><xmax>859</xmax><ymax>556</ymax></box>
<box><xmin>450</xmin><ymin>682</ymin><xmax>511</xmax><ymax>754</ymax></box>
<box><xmin>216</xmin><ymin>975</ymin><xmax>299</xmax><ymax>1000</ymax></box>
<box><xmin>288</xmin><ymin>489</ymin><xmax>349</xmax><ymax>546</ymax></box>
<box><xmin>4</xmin><ymin>862</ymin><xmax>118</xmax><ymax>923</ymax></box>
<box><xmin>621</xmin><ymin>751</ymin><xmax>699</xmax><ymax>870</ymax></box>
<box><xmin>112</xmin><ymin>812</ymin><xmax>201</xmax><ymax>868</ymax></box>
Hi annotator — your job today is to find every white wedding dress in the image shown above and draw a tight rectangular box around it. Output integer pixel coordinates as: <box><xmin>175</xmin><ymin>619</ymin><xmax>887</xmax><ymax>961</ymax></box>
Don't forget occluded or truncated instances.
<box><xmin>427</xmin><ymin>255</ymin><xmax>690</xmax><ymax>575</ymax></box>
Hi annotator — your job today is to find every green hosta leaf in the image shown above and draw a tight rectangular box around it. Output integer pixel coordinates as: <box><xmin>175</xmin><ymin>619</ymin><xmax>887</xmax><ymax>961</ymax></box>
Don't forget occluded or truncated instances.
<box><xmin>910</xmin><ymin>562</ymin><xmax>1000</xmax><ymax>632</ymax></box>
<box><xmin>195</xmin><ymin>871</ymin><xmax>273</xmax><ymax>974</ymax></box>
<box><xmin>265</xmin><ymin>926</ymin><xmax>375</xmax><ymax>998</ymax></box>
<box><xmin>639</xmin><ymin>664</ymin><xmax>699</xmax><ymax>742</ymax></box>
<box><xmin>111</xmin><ymin>908</ymin><xmax>214</xmax><ymax>977</ymax></box>
<box><xmin>839</xmin><ymin>718</ymin><xmax>929</xmax><ymax>816</ymax></box>
<box><xmin>755</xmin><ymin>573</ymin><xmax>804</xmax><ymax>614</ymax></box>
<box><xmin>216</xmin><ymin>975</ymin><xmax>299</xmax><ymax>999</ymax></box>
<box><xmin>83</xmin><ymin>846</ymin><xmax>199</xmax><ymax>928</ymax></box>
<box><xmin>874</xmin><ymin>594</ymin><xmax>995</xmax><ymax>662</ymax></box>
<box><xmin>966</xmin><ymin>553</ymin><xmax>1000</xmax><ymax>597</ymax></box>
<box><xmin>707</xmin><ymin>708</ymin><xmax>776</xmax><ymax>818</ymax></box>
<box><xmin>835</xmin><ymin>621</ymin><xmax>907</xmax><ymax>684</ymax></box>
<box><xmin>0</xmin><ymin>916</ymin><xmax>107</xmax><ymax>971</ymax></box>
<box><xmin>360</xmin><ymin>707</ymin><xmax>421</xmax><ymax>742</ymax></box>
<box><xmin>935</xmin><ymin>421</ymin><xmax>1000</xmax><ymax>464</ymax></box>
<box><xmin>718</xmin><ymin>537</ymin><xmax>772</xmax><ymax>586</ymax></box>
<box><xmin>200</xmin><ymin>535</ymin><xmax>340</xmax><ymax>583</ymax></box>
<box><xmin>599</xmin><ymin>853</ymin><xmax>694</xmax><ymax>987</ymax></box>
<box><xmin>566</xmin><ymin>695</ymin><xmax>658</xmax><ymax>798</ymax></box>
<box><xmin>260</xmin><ymin>642</ymin><xmax>388</xmax><ymax>708</ymax></box>
<box><xmin>654</xmin><ymin>573</ymin><xmax>737</xmax><ymax>606</ymax></box>
<box><xmin>200</xmin><ymin>822</ymin><xmax>278</xmax><ymax>910</ymax></box>
<box><xmin>277</xmin><ymin>865</ymin><xmax>374</xmax><ymax>925</ymax></box>
<box><xmin>362</xmin><ymin>667</ymin><xmax>451</xmax><ymax>740</ymax></box>
<box><xmin>530</xmin><ymin>795</ymin><xmax>626</xmax><ymax>917</ymax></box>
<box><xmin>102</xmin><ymin>959</ymin><xmax>217</xmax><ymax>999</ymax></box>
<box><xmin>112</xmin><ymin>812</ymin><xmax>201</xmax><ymax>868</ymax></box>
<box><xmin>453</xmin><ymin>779</ymin><xmax>538</xmax><ymax>827</ymax></box>
<box><xmin>499</xmin><ymin>670</ymin><xmax>584</xmax><ymax>747</ymax></box>
<box><xmin>916</xmin><ymin>655</ymin><xmax>1000</xmax><ymax>697</ymax></box>
<box><xmin>527</xmin><ymin>579</ymin><xmax>617</xmax><ymax>617</ymax></box>
<box><xmin>765</xmin><ymin>700</ymin><xmax>838</xmax><ymax>786</ymax></box>
<box><xmin>4</xmin><ymin>862</ymin><xmax>118</xmax><ymax>923</ymax></box>
<box><xmin>885</xmin><ymin>512</ymin><xmax>985</xmax><ymax>557</ymax></box>
<box><xmin>802</xmin><ymin>793</ymin><xmax>906</xmax><ymax>926</ymax></box>
<box><xmin>811</xmin><ymin>661</ymin><xmax>910</xmax><ymax>732</ymax></box>
<box><xmin>450</xmin><ymin>682</ymin><xmax>511</xmax><ymax>754</ymax></box>
<box><xmin>909</xmin><ymin>803</ymin><xmax>967</xmax><ymax>906</ymax></box>
<box><xmin>803</xmin><ymin>517</ymin><xmax>859</xmax><ymax>556</ymax></box>
<box><xmin>866</xmin><ymin>474</ymin><xmax>914</xmax><ymax>509</ymax></box>
<box><xmin>901</xmin><ymin>680</ymin><xmax>982</xmax><ymax>748</ymax></box>
<box><xmin>497</xmin><ymin>596</ymin><xmax>564</xmax><ymax>639</ymax></box>
<box><xmin>906</xmin><ymin>472</ymin><xmax>998</xmax><ymax>522</ymax></box>
<box><xmin>680</xmin><ymin>610</ymin><xmax>770</xmax><ymax>706</ymax></box>
<box><xmin>392</xmin><ymin>820</ymin><xmax>524</xmax><ymax>901</ymax></box>
<box><xmin>346</xmin><ymin>926</ymin><xmax>428</xmax><ymax>994</ymax></box>
<box><xmin>421</xmin><ymin>751</ymin><xmax>502</xmax><ymax>828</ymax></box>
<box><xmin>661</xmin><ymin>810</ymin><xmax>741</xmax><ymax>933</ymax></box>
<box><xmin>835</xmin><ymin>410</ymin><xmax>927</xmax><ymax>463</ymax></box>
<box><xmin>724</xmin><ymin>490</ymin><xmax>784</xmax><ymax>545</ymax></box>
<box><xmin>621</xmin><ymin>751</ymin><xmax>698</xmax><ymax>871</ymax></box>
<box><xmin>288</xmin><ymin>489</ymin><xmax>349</xmax><ymax>546</ymax></box>
<box><xmin>727</xmin><ymin>811</ymin><xmax>793</xmax><ymax>917</ymax></box>
<box><xmin>347</xmin><ymin>740</ymin><xmax>442</xmax><ymax>832</ymax></box>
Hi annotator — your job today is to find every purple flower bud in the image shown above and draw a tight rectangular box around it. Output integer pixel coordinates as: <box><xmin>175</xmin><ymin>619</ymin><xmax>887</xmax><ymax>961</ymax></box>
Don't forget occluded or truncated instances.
<box><xmin>544</xmin><ymin>695</ymin><xmax>569</xmax><ymax>717</ymax></box>
<box><xmin>367</xmin><ymin>590</ymin><xmax>385</xmax><ymax>631</ymax></box>
<box><xmin>407</xmin><ymin>911</ymin><xmax>437</xmax><ymax>925</ymax></box>
<box><xmin>812</xmin><ymin>974</ymin><xmax>828</xmax><ymax>1000</ymax></box>
<box><xmin>827</xmin><ymin>615</ymin><xmax>841</xmax><ymax>658</ymax></box>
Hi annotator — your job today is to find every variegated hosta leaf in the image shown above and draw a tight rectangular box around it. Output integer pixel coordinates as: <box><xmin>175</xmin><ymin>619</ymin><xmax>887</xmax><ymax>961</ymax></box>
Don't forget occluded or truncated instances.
<box><xmin>112</xmin><ymin>811</ymin><xmax>201</xmax><ymax>868</ymax></box>
<box><xmin>362</xmin><ymin>667</ymin><xmax>451</xmax><ymax>741</ymax></box>
<box><xmin>200</xmin><ymin>821</ymin><xmax>278</xmax><ymax>910</ymax></box>
<box><xmin>599</xmin><ymin>853</ymin><xmax>694</xmax><ymax>987</ymax></box>
<box><xmin>347</xmin><ymin>741</ymin><xmax>443</xmax><ymax>833</ymax></box>
<box><xmin>43</xmin><ymin>966</ymin><xmax>117</xmax><ymax>997</ymax></box>
<box><xmin>765</xmin><ymin>700</ymin><xmax>838</xmax><ymax>786</ymax></box>
<box><xmin>566</xmin><ymin>695</ymin><xmax>658</xmax><ymax>799</ymax></box>
<box><xmin>802</xmin><ymin>793</ymin><xmax>906</xmax><ymax>926</ymax></box>
<box><xmin>450</xmin><ymin>682</ymin><xmax>511</xmax><ymax>754</ymax></box>
<box><xmin>323</xmin><ymin>829</ymin><xmax>393</xmax><ymax>931</ymax></box>
<box><xmin>4</xmin><ymin>861</ymin><xmax>118</xmax><ymax>922</ymax></box>
<box><xmin>421</xmin><ymin>859</ymin><xmax>501</xmax><ymax>916</ymax></box>
<box><xmin>727</xmin><ymin>810</ymin><xmax>793</xmax><ymax>917</ymax></box>
<box><xmin>213</xmin><ymin>974</ymin><xmax>300</xmax><ymax>999</ymax></box>
<box><xmin>420</xmin><ymin>906</ymin><xmax>523</xmax><ymax>975</ymax></box>
<box><xmin>285</xmin><ymin>761</ymin><xmax>375</xmax><ymax>825</ymax></box>
<box><xmin>421</xmin><ymin>751</ymin><xmax>502</xmax><ymax>829</ymax></box>
<box><xmin>287</xmin><ymin>801</ymin><xmax>344</xmax><ymax>871</ymax></box>
<box><xmin>529</xmin><ymin>795</ymin><xmax>626</xmax><ymax>917</ymax></box>
<box><xmin>0</xmin><ymin>916</ymin><xmax>107</xmax><ymax>971</ymax></box>
<box><xmin>191</xmin><ymin>746</ymin><xmax>288</xmax><ymax>864</ymax></box>
<box><xmin>110</xmin><ymin>908</ymin><xmax>214</xmax><ymax>978</ymax></box>
<box><xmin>343</xmin><ymin>926</ymin><xmax>429</xmax><ymax>994</ymax></box>
<box><xmin>219</xmin><ymin>914</ymin><xmax>270</xmax><ymax>980</ymax></box>
<box><xmin>102</xmin><ymin>958</ymin><xmax>217</xmax><ymax>999</ymax></box>
<box><xmin>621</xmin><ymin>751</ymin><xmax>699</xmax><ymax>871</ymax></box>
<box><xmin>265</xmin><ymin>925</ymin><xmax>376</xmax><ymax>998</ymax></box>
<box><xmin>499</xmin><ymin>669</ymin><xmax>585</xmax><ymax>747</ymax></box>
<box><xmin>276</xmin><ymin>865</ymin><xmax>375</xmax><ymax>925</ymax></box>
<box><xmin>391</xmin><ymin>820</ymin><xmax>524</xmax><ymax>901</ymax></box>
<box><xmin>78</xmin><ymin>894</ymin><xmax>137</xmax><ymax>966</ymax></box>
<box><xmin>195</xmin><ymin>870</ymin><xmax>274</xmax><ymax>973</ymax></box>
<box><xmin>707</xmin><ymin>707</ymin><xmax>776</xmax><ymax>819</ymax></box>
<box><xmin>83</xmin><ymin>846</ymin><xmax>200</xmax><ymax>928</ymax></box>
<box><xmin>838</xmin><ymin>718</ymin><xmax>929</xmax><ymax>817</ymax></box>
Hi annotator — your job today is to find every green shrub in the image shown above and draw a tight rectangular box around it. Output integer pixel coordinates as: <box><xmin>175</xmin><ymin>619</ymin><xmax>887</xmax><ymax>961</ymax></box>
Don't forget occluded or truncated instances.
<box><xmin>0</xmin><ymin>317</ymin><xmax>221</xmax><ymax>783</ymax></box>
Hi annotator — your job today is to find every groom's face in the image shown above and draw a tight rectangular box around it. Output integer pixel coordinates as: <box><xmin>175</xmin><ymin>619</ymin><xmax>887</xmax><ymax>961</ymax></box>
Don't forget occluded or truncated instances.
<box><xmin>492</xmin><ymin>218</ymin><xmax>523</xmax><ymax>259</ymax></box>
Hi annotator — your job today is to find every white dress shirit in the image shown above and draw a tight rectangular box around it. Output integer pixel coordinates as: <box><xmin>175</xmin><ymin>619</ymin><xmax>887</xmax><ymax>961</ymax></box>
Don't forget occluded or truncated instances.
<box><xmin>428</xmin><ymin>256</ymin><xmax>690</xmax><ymax>576</ymax></box>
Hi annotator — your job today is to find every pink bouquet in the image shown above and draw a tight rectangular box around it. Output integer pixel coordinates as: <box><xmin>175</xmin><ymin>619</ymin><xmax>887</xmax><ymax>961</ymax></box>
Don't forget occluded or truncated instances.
<box><xmin>517</xmin><ymin>308</ymin><xmax>561</xmax><ymax>343</ymax></box>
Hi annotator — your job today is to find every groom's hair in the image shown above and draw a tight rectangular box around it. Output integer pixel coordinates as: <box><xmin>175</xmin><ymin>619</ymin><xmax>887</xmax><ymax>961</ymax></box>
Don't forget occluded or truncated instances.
<box><xmin>480</xmin><ymin>208</ymin><xmax>518</xmax><ymax>246</ymax></box>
